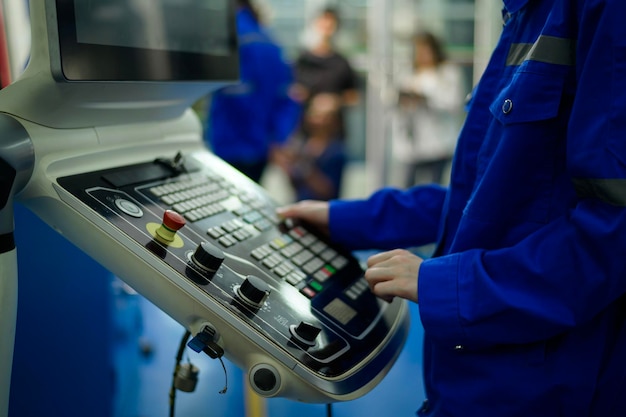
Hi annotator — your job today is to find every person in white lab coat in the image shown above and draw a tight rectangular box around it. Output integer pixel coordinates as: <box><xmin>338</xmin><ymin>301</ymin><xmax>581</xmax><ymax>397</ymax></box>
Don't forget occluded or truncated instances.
<box><xmin>392</xmin><ymin>31</ymin><xmax>465</xmax><ymax>187</ymax></box>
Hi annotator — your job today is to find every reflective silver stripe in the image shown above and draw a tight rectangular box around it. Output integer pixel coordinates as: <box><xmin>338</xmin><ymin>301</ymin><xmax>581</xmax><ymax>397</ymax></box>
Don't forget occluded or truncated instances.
<box><xmin>573</xmin><ymin>178</ymin><xmax>626</xmax><ymax>207</ymax></box>
<box><xmin>507</xmin><ymin>35</ymin><xmax>576</xmax><ymax>66</ymax></box>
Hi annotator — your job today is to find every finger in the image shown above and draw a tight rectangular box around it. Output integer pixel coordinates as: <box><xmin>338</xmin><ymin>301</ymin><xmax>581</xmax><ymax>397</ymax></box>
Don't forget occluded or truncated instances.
<box><xmin>364</xmin><ymin>262</ymin><xmax>396</xmax><ymax>289</ymax></box>
<box><xmin>371</xmin><ymin>277</ymin><xmax>418</xmax><ymax>303</ymax></box>
<box><xmin>364</xmin><ymin>252</ymin><xmax>421</xmax><ymax>303</ymax></box>
<box><xmin>276</xmin><ymin>200</ymin><xmax>330</xmax><ymax>235</ymax></box>
<box><xmin>371</xmin><ymin>281</ymin><xmax>396</xmax><ymax>303</ymax></box>
<box><xmin>366</xmin><ymin>249</ymin><xmax>404</xmax><ymax>268</ymax></box>
<box><xmin>364</xmin><ymin>265</ymin><xmax>396</xmax><ymax>301</ymax></box>
<box><xmin>276</xmin><ymin>204</ymin><xmax>299</xmax><ymax>219</ymax></box>
<box><xmin>276</xmin><ymin>200</ymin><xmax>319</xmax><ymax>219</ymax></box>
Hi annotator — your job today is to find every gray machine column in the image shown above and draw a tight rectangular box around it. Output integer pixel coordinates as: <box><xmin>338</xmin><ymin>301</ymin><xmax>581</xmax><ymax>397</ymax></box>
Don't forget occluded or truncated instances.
<box><xmin>0</xmin><ymin>114</ymin><xmax>34</xmax><ymax>417</ymax></box>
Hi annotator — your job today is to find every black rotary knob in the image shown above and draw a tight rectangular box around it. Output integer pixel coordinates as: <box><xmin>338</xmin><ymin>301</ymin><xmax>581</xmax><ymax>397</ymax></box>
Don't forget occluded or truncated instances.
<box><xmin>191</xmin><ymin>241</ymin><xmax>225</xmax><ymax>273</ymax></box>
<box><xmin>290</xmin><ymin>321</ymin><xmax>322</xmax><ymax>346</ymax></box>
<box><xmin>236</xmin><ymin>275</ymin><xmax>271</xmax><ymax>308</ymax></box>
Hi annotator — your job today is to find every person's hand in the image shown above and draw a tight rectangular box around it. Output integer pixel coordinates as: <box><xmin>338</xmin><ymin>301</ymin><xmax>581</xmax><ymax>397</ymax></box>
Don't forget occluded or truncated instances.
<box><xmin>289</xmin><ymin>83</ymin><xmax>310</xmax><ymax>103</ymax></box>
<box><xmin>365</xmin><ymin>249</ymin><xmax>422</xmax><ymax>303</ymax></box>
<box><xmin>276</xmin><ymin>200</ymin><xmax>330</xmax><ymax>235</ymax></box>
<box><xmin>270</xmin><ymin>146</ymin><xmax>295</xmax><ymax>172</ymax></box>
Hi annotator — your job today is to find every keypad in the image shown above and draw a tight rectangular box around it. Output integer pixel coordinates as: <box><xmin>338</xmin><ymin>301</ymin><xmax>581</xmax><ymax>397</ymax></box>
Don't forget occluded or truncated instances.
<box><xmin>252</xmin><ymin>226</ymin><xmax>348</xmax><ymax>298</ymax></box>
<box><xmin>147</xmin><ymin>172</ymin><xmax>351</xmax><ymax>300</ymax></box>
<box><xmin>148</xmin><ymin>172</ymin><xmax>278</xmax><ymax>247</ymax></box>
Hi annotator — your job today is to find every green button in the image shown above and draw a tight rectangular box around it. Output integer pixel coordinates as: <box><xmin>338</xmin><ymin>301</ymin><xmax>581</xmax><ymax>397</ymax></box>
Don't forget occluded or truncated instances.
<box><xmin>309</xmin><ymin>280</ymin><xmax>323</xmax><ymax>292</ymax></box>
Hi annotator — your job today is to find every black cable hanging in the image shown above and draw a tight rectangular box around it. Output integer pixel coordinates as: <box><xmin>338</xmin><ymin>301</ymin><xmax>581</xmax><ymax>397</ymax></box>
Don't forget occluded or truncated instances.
<box><xmin>169</xmin><ymin>329</ymin><xmax>191</xmax><ymax>417</ymax></box>
<box><xmin>217</xmin><ymin>355</ymin><xmax>228</xmax><ymax>394</ymax></box>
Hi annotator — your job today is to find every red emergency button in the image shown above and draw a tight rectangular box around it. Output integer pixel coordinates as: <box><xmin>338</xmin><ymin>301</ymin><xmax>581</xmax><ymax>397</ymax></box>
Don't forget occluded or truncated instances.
<box><xmin>156</xmin><ymin>210</ymin><xmax>186</xmax><ymax>242</ymax></box>
<box><xmin>163</xmin><ymin>210</ymin><xmax>186</xmax><ymax>231</ymax></box>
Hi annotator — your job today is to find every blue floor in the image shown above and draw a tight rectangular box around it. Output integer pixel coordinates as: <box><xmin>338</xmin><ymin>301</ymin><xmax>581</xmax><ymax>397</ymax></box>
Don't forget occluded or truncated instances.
<box><xmin>112</xmin><ymin>283</ymin><xmax>426</xmax><ymax>417</ymax></box>
<box><xmin>11</xmin><ymin>204</ymin><xmax>115</xmax><ymax>417</ymax></box>
<box><xmin>112</xmin><ymin>281</ymin><xmax>246</xmax><ymax>417</ymax></box>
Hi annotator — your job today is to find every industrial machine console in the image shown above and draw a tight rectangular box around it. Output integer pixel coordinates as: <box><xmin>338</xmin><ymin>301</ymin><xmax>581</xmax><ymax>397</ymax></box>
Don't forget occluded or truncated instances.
<box><xmin>49</xmin><ymin>148</ymin><xmax>409</xmax><ymax>402</ymax></box>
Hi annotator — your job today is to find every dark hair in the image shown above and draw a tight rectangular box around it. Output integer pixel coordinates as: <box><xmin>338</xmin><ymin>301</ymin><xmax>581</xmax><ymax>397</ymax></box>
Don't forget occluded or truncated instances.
<box><xmin>413</xmin><ymin>31</ymin><xmax>447</xmax><ymax>66</ymax></box>
<box><xmin>319</xmin><ymin>6</ymin><xmax>340</xmax><ymax>25</ymax></box>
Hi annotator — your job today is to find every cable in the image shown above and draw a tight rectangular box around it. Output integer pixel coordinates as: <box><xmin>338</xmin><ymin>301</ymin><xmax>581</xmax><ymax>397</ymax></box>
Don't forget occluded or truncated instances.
<box><xmin>217</xmin><ymin>355</ymin><xmax>228</xmax><ymax>394</ymax></box>
<box><xmin>169</xmin><ymin>327</ymin><xmax>229</xmax><ymax>417</ymax></box>
<box><xmin>203</xmin><ymin>338</ymin><xmax>228</xmax><ymax>394</ymax></box>
<box><xmin>326</xmin><ymin>403</ymin><xmax>333</xmax><ymax>417</ymax></box>
<box><xmin>169</xmin><ymin>329</ymin><xmax>191</xmax><ymax>417</ymax></box>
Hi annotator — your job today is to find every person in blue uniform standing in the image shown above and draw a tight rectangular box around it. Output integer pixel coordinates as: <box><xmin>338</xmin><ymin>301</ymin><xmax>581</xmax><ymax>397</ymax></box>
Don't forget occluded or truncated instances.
<box><xmin>206</xmin><ymin>0</ymin><xmax>300</xmax><ymax>183</ymax></box>
<box><xmin>278</xmin><ymin>0</ymin><xmax>626</xmax><ymax>415</ymax></box>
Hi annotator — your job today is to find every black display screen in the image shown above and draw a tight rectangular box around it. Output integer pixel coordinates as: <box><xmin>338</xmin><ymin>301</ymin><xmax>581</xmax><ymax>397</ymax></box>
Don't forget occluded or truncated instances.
<box><xmin>55</xmin><ymin>0</ymin><xmax>239</xmax><ymax>82</ymax></box>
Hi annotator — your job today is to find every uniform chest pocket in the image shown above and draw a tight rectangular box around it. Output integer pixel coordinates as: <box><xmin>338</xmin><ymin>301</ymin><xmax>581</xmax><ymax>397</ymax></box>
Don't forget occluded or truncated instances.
<box><xmin>489</xmin><ymin>70</ymin><xmax>567</xmax><ymax>125</ymax></box>
<box><xmin>469</xmin><ymin>69</ymin><xmax>571</xmax><ymax>226</ymax></box>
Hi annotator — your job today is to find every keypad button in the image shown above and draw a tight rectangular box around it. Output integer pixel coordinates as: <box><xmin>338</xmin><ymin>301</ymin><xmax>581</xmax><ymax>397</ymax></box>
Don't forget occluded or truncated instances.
<box><xmin>207</xmin><ymin>226</ymin><xmax>226</xmax><ymax>239</ymax></box>
<box><xmin>291</xmin><ymin>250</ymin><xmax>314</xmax><ymax>266</ymax></box>
<box><xmin>218</xmin><ymin>236</ymin><xmax>236</xmax><ymax>247</ymax></box>
<box><xmin>303</xmin><ymin>258</ymin><xmax>324</xmax><ymax>275</ymax></box>
<box><xmin>320</xmin><ymin>248</ymin><xmax>338</xmax><ymax>262</ymax></box>
<box><xmin>301</xmin><ymin>287</ymin><xmax>316</xmax><ymax>299</ymax></box>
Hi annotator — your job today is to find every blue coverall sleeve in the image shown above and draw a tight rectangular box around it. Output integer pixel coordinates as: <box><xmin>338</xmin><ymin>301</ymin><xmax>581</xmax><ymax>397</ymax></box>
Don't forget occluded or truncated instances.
<box><xmin>329</xmin><ymin>185</ymin><xmax>447</xmax><ymax>250</ymax></box>
<box><xmin>419</xmin><ymin>1</ymin><xmax>626</xmax><ymax>349</ymax></box>
<box><xmin>241</xmin><ymin>31</ymin><xmax>301</xmax><ymax>145</ymax></box>
<box><xmin>248</xmin><ymin>39</ymin><xmax>300</xmax><ymax>146</ymax></box>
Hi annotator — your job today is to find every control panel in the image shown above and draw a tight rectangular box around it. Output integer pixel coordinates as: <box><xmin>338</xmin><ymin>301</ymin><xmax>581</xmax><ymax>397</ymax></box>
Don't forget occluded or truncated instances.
<box><xmin>49</xmin><ymin>149</ymin><xmax>409</xmax><ymax>402</ymax></box>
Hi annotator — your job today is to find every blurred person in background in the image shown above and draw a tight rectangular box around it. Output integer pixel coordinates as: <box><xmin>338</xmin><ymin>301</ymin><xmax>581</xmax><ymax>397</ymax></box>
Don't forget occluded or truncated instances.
<box><xmin>292</xmin><ymin>6</ymin><xmax>359</xmax><ymax>143</ymax></box>
<box><xmin>205</xmin><ymin>0</ymin><xmax>301</xmax><ymax>183</ymax></box>
<box><xmin>392</xmin><ymin>31</ymin><xmax>465</xmax><ymax>187</ymax></box>
<box><xmin>272</xmin><ymin>93</ymin><xmax>347</xmax><ymax>202</ymax></box>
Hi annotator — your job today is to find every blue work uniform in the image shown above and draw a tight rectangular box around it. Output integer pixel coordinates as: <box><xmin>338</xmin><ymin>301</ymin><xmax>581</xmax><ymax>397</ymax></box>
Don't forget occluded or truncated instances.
<box><xmin>207</xmin><ymin>8</ymin><xmax>300</xmax><ymax>176</ymax></box>
<box><xmin>329</xmin><ymin>0</ymin><xmax>626</xmax><ymax>415</ymax></box>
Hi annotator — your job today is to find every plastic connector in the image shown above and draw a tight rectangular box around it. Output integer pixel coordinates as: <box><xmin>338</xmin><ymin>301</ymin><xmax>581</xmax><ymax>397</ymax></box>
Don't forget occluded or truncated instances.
<box><xmin>187</xmin><ymin>326</ymin><xmax>223</xmax><ymax>358</ymax></box>
<box><xmin>203</xmin><ymin>341</ymin><xmax>224</xmax><ymax>359</ymax></box>
<box><xmin>186</xmin><ymin>325</ymin><xmax>228</xmax><ymax>394</ymax></box>
<box><xmin>187</xmin><ymin>329</ymin><xmax>213</xmax><ymax>353</ymax></box>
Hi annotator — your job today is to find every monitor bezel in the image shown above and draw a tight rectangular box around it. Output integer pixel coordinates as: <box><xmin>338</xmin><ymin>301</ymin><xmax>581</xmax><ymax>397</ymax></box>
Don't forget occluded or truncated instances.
<box><xmin>54</xmin><ymin>0</ymin><xmax>239</xmax><ymax>82</ymax></box>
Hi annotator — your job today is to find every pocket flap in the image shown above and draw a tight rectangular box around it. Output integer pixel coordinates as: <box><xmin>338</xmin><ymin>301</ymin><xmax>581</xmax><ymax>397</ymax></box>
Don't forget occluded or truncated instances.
<box><xmin>490</xmin><ymin>71</ymin><xmax>566</xmax><ymax>125</ymax></box>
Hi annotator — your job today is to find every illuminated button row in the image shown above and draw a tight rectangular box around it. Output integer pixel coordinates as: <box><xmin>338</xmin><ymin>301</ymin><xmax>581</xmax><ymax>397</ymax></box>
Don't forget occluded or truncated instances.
<box><xmin>313</xmin><ymin>265</ymin><xmax>336</xmax><ymax>283</ymax></box>
<box><xmin>289</xmin><ymin>227</ymin><xmax>317</xmax><ymax>246</ymax></box>
<box><xmin>251</xmin><ymin>229</ymin><xmax>349</xmax><ymax>299</ymax></box>
<box><xmin>231</xmin><ymin>205</ymin><xmax>274</xmax><ymax>232</ymax></box>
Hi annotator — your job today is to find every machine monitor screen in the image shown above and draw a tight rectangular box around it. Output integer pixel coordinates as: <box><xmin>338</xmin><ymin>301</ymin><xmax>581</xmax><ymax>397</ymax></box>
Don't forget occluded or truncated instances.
<box><xmin>54</xmin><ymin>0</ymin><xmax>239</xmax><ymax>82</ymax></box>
